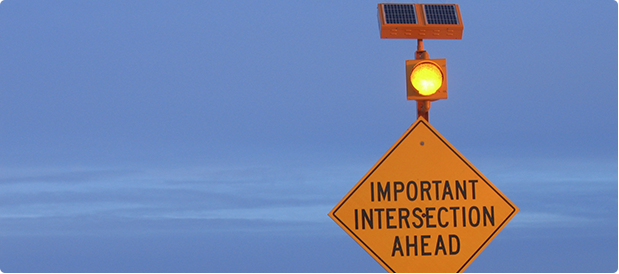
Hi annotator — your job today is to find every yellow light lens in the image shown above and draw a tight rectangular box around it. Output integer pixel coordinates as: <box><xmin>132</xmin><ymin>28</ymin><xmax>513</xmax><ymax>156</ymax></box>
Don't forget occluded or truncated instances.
<box><xmin>410</xmin><ymin>62</ymin><xmax>443</xmax><ymax>96</ymax></box>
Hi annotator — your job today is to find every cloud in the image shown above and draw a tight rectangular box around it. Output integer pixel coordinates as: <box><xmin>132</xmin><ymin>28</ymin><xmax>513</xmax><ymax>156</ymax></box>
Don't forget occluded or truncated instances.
<box><xmin>0</xmin><ymin>155</ymin><xmax>615</xmax><ymax>237</ymax></box>
<box><xmin>509</xmin><ymin>212</ymin><xmax>594</xmax><ymax>228</ymax></box>
<box><xmin>0</xmin><ymin>164</ymin><xmax>352</xmax><ymax>235</ymax></box>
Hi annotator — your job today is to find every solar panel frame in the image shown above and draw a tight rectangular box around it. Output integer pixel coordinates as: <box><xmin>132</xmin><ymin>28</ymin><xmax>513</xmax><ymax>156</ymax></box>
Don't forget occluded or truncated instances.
<box><xmin>382</xmin><ymin>3</ymin><xmax>417</xmax><ymax>24</ymax></box>
<box><xmin>423</xmin><ymin>4</ymin><xmax>460</xmax><ymax>25</ymax></box>
<box><xmin>377</xmin><ymin>3</ymin><xmax>463</xmax><ymax>39</ymax></box>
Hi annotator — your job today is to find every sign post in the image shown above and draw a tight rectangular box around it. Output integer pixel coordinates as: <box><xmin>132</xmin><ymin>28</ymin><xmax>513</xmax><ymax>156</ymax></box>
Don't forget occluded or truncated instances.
<box><xmin>329</xmin><ymin>118</ymin><xmax>518</xmax><ymax>272</ymax></box>
<box><xmin>328</xmin><ymin>4</ymin><xmax>519</xmax><ymax>272</ymax></box>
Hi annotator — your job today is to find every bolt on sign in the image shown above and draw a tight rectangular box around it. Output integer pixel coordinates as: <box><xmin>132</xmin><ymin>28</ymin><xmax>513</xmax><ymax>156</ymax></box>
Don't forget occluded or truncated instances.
<box><xmin>329</xmin><ymin>117</ymin><xmax>518</xmax><ymax>273</ymax></box>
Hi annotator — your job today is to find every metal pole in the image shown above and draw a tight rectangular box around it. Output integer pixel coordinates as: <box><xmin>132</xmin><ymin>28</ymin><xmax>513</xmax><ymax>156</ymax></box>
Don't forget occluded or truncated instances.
<box><xmin>415</xmin><ymin>39</ymin><xmax>431</xmax><ymax>121</ymax></box>
<box><xmin>417</xmin><ymin>100</ymin><xmax>430</xmax><ymax>121</ymax></box>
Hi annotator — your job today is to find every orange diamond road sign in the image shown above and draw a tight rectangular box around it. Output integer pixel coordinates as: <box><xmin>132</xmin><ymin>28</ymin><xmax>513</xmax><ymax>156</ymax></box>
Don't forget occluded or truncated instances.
<box><xmin>329</xmin><ymin>117</ymin><xmax>518</xmax><ymax>273</ymax></box>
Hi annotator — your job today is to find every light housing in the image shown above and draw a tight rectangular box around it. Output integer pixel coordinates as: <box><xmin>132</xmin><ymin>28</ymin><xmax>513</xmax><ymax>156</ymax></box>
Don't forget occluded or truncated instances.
<box><xmin>406</xmin><ymin>59</ymin><xmax>447</xmax><ymax>100</ymax></box>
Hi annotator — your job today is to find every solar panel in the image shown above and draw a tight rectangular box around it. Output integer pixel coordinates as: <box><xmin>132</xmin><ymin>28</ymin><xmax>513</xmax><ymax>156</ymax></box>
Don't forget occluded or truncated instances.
<box><xmin>424</xmin><ymin>4</ymin><xmax>459</xmax><ymax>25</ymax></box>
<box><xmin>382</xmin><ymin>4</ymin><xmax>417</xmax><ymax>24</ymax></box>
<box><xmin>378</xmin><ymin>3</ymin><xmax>463</xmax><ymax>39</ymax></box>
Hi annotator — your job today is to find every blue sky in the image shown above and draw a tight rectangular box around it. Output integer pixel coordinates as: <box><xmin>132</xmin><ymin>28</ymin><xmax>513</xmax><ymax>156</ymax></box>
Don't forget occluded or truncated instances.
<box><xmin>0</xmin><ymin>0</ymin><xmax>616</xmax><ymax>272</ymax></box>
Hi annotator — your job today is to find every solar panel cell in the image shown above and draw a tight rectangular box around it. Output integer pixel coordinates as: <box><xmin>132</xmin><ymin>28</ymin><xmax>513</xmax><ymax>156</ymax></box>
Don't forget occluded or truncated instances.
<box><xmin>383</xmin><ymin>4</ymin><xmax>417</xmax><ymax>24</ymax></box>
<box><xmin>424</xmin><ymin>4</ymin><xmax>459</xmax><ymax>25</ymax></box>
